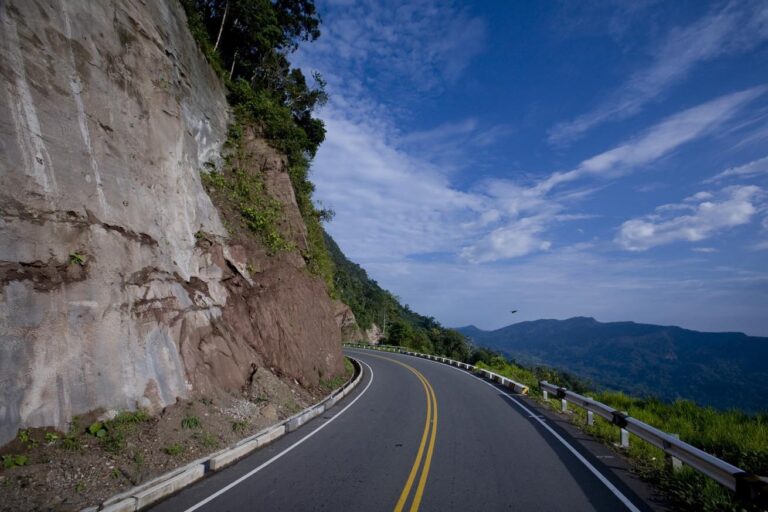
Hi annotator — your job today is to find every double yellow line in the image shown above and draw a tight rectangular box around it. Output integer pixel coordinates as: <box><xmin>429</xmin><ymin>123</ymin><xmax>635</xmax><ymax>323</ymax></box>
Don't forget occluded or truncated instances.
<box><xmin>370</xmin><ymin>354</ymin><xmax>438</xmax><ymax>512</ymax></box>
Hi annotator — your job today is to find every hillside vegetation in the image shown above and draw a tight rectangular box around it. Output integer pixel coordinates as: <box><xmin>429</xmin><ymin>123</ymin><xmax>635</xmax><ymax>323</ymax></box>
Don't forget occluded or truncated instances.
<box><xmin>182</xmin><ymin>0</ymin><xmax>336</xmax><ymax>289</ymax></box>
<box><xmin>324</xmin><ymin>233</ymin><xmax>471</xmax><ymax>358</ymax></box>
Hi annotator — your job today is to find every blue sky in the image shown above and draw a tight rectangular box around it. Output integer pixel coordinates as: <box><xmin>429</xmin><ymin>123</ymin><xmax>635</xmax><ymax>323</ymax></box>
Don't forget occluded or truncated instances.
<box><xmin>294</xmin><ymin>0</ymin><xmax>768</xmax><ymax>336</ymax></box>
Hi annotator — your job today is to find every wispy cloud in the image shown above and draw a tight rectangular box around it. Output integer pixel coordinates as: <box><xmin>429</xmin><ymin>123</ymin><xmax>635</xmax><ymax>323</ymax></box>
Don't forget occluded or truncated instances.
<box><xmin>459</xmin><ymin>88</ymin><xmax>763</xmax><ymax>262</ymax></box>
<box><xmin>548</xmin><ymin>1</ymin><xmax>768</xmax><ymax>145</ymax></box>
<box><xmin>315</xmin><ymin>87</ymin><xmax>761</xmax><ymax>265</ymax></box>
<box><xmin>296</xmin><ymin>0</ymin><xmax>485</xmax><ymax>98</ymax></box>
<box><xmin>616</xmin><ymin>185</ymin><xmax>763</xmax><ymax>251</ymax></box>
<box><xmin>704</xmin><ymin>155</ymin><xmax>768</xmax><ymax>183</ymax></box>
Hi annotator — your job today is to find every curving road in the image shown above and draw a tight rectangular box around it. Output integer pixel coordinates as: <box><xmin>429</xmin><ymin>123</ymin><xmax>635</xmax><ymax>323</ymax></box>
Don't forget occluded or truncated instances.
<box><xmin>150</xmin><ymin>349</ymin><xmax>661</xmax><ymax>511</ymax></box>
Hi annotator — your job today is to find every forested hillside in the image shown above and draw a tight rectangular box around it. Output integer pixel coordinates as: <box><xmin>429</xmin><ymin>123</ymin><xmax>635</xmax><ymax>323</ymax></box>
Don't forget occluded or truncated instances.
<box><xmin>324</xmin><ymin>232</ymin><xmax>471</xmax><ymax>359</ymax></box>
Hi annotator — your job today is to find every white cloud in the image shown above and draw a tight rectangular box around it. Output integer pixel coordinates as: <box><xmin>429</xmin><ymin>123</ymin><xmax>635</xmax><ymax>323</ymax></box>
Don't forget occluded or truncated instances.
<box><xmin>616</xmin><ymin>185</ymin><xmax>763</xmax><ymax>250</ymax></box>
<box><xmin>704</xmin><ymin>155</ymin><xmax>768</xmax><ymax>183</ymax></box>
<box><xmin>460</xmin><ymin>218</ymin><xmax>552</xmax><ymax>263</ymax></box>
<box><xmin>314</xmin><ymin>109</ymin><xmax>485</xmax><ymax>261</ymax></box>
<box><xmin>549</xmin><ymin>1</ymin><xmax>768</xmax><ymax>145</ymax></box>
<box><xmin>692</xmin><ymin>247</ymin><xmax>718</xmax><ymax>253</ymax></box>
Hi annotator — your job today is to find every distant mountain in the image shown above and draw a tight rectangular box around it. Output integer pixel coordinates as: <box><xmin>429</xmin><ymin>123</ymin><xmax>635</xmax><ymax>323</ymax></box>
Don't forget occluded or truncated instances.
<box><xmin>457</xmin><ymin>317</ymin><xmax>768</xmax><ymax>412</ymax></box>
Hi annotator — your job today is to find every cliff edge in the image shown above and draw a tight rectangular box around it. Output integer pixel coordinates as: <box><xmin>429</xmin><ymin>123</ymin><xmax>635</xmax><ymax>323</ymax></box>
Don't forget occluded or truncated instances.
<box><xmin>0</xmin><ymin>0</ymin><xmax>344</xmax><ymax>446</ymax></box>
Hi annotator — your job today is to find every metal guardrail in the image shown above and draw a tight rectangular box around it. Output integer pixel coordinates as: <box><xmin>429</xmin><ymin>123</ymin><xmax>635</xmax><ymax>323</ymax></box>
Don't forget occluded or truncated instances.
<box><xmin>343</xmin><ymin>343</ymin><xmax>529</xmax><ymax>394</ymax></box>
<box><xmin>539</xmin><ymin>380</ymin><xmax>768</xmax><ymax>503</ymax></box>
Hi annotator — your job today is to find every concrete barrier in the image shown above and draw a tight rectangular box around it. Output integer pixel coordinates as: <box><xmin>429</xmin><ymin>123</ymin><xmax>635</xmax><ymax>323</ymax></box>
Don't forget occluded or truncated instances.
<box><xmin>87</xmin><ymin>358</ymin><xmax>363</xmax><ymax>512</ymax></box>
<box><xmin>134</xmin><ymin>464</ymin><xmax>205</xmax><ymax>509</ymax></box>
<box><xmin>99</xmin><ymin>499</ymin><xmax>136</xmax><ymax>512</ymax></box>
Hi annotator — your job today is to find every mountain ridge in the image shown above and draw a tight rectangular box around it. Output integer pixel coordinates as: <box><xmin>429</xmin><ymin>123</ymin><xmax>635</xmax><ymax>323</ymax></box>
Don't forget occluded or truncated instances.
<box><xmin>457</xmin><ymin>317</ymin><xmax>768</xmax><ymax>412</ymax></box>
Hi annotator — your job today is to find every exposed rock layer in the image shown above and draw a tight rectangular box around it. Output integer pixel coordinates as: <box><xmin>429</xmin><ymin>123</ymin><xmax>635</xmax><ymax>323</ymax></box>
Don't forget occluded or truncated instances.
<box><xmin>0</xmin><ymin>0</ymin><xmax>344</xmax><ymax>445</ymax></box>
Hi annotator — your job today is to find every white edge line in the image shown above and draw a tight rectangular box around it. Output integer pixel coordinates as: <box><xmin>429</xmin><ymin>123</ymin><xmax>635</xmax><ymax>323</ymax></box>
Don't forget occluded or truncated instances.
<box><xmin>184</xmin><ymin>359</ymin><xmax>374</xmax><ymax>512</ymax></box>
<box><xmin>355</xmin><ymin>349</ymin><xmax>642</xmax><ymax>512</ymax></box>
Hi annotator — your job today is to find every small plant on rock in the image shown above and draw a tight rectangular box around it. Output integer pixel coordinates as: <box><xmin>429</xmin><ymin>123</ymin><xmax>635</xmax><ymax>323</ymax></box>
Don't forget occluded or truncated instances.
<box><xmin>68</xmin><ymin>252</ymin><xmax>86</xmax><ymax>266</ymax></box>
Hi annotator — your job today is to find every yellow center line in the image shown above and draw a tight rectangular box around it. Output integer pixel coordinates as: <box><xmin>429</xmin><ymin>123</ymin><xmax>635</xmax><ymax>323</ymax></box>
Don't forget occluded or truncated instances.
<box><xmin>366</xmin><ymin>353</ymin><xmax>438</xmax><ymax>512</ymax></box>
<box><xmin>409</xmin><ymin>376</ymin><xmax>437</xmax><ymax>512</ymax></box>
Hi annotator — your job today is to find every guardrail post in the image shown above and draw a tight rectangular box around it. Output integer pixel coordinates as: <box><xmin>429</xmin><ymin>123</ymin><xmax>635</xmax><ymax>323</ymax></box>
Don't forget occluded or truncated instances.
<box><xmin>620</xmin><ymin>428</ymin><xmax>629</xmax><ymax>449</ymax></box>
<box><xmin>561</xmin><ymin>399</ymin><xmax>568</xmax><ymax>413</ymax></box>
<box><xmin>587</xmin><ymin>411</ymin><xmax>594</xmax><ymax>426</ymax></box>
<box><xmin>666</xmin><ymin>434</ymin><xmax>682</xmax><ymax>472</ymax></box>
<box><xmin>542</xmin><ymin>389</ymin><xmax>548</xmax><ymax>401</ymax></box>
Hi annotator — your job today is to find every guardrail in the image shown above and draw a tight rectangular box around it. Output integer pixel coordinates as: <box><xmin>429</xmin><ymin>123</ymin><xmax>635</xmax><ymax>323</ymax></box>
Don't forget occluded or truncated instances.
<box><xmin>343</xmin><ymin>343</ymin><xmax>529</xmax><ymax>395</ymax></box>
<box><xmin>539</xmin><ymin>380</ymin><xmax>768</xmax><ymax>504</ymax></box>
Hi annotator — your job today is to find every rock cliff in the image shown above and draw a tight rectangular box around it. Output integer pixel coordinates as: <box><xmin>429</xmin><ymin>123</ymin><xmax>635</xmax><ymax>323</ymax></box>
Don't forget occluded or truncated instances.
<box><xmin>0</xmin><ymin>0</ymin><xmax>344</xmax><ymax>445</ymax></box>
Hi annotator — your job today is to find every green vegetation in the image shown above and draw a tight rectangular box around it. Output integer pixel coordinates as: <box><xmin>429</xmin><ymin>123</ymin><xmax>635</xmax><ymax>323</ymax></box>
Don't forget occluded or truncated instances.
<box><xmin>68</xmin><ymin>252</ymin><xmax>86</xmax><ymax>266</ymax></box>
<box><xmin>60</xmin><ymin>418</ymin><xmax>82</xmax><ymax>451</ymax></box>
<box><xmin>17</xmin><ymin>429</ymin><xmax>34</xmax><ymax>448</ymax></box>
<box><xmin>77</xmin><ymin>410</ymin><xmax>153</xmax><ymax>455</ymax></box>
<box><xmin>231</xmin><ymin>420</ymin><xmax>248</xmax><ymax>433</ymax></box>
<box><xmin>60</xmin><ymin>434</ymin><xmax>81</xmax><ymax>452</ymax></box>
<box><xmin>324</xmin><ymin>232</ymin><xmax>472</xmax><ymax>359</ymax></box>
<box><xmin>473</xmin><ymin>350</ymin><xmax>768</xmax><ymax>511</ymax></box>
<box><xmin>88</xmin><ymin>421</ymin><xmax>108</xmax><ymax>438</ymax></box>
<box><xmin>181</xmin><ymin>415</ymin><xmax>202</xmax><ymax>430</ymax></box>
<box><xmin>164</xmin><ymin>443</ymin><xmax>184</xmax><ymax>456</ymax></box>
<box><xmin>2</xmin><ymin>455</ymin><xmax>29</xmax><ymax>469</ymax></box>
<box><xmin>201</xmin><ymin>138</ymin><xmax>293</xmax><ymax>253</ymax></box>
<box><xmin>112</xmin><ymin>409</ymin><xmax>152</xmax><ymax>425</ymax></box>
<box><xmin>194</xmin><ymin>431</ymin><xmax>219</xmax><ymax>448</ymax></box>
<box><xmin>182</xmin><ymin>0</ymin><xmax>335</xmax><ymax>290</ymax></box>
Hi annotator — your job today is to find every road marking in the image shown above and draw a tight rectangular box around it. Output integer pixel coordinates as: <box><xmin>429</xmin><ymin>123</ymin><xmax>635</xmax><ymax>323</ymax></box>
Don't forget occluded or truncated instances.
<box><xmin>371</xmin><ymin>351</ymin><xmax>643</xmax><ymax>512</ymax></box>
<box><xmin>366</xmin><ymin>354</ymin><xmax>437</xmax><ymax>512</ymax></box>
<box><xmin>183</xmin><ymin>359</ymin><xmax>375</xmax><ymax>512</ymax></box>
<box><xmin>409</xmin><ymin>373</ymin><xmax>437</xmax><ymax>512</ymax></box>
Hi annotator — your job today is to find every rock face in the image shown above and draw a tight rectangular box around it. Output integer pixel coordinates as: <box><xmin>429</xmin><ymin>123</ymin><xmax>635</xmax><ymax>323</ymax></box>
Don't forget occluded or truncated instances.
<box><xmin>0</xmin><ymin>0</ymin><xmax>344</xmax><ymax>445</ymax></box>
<box><xmin>365</xmin><ymin>323</ymin><xmax>385</xmax><ymax>344</ymax></box>
<box><xmin>333</xmin><ymin>301</ymin><xmax>363</xmax><ymax>343</ymax></box>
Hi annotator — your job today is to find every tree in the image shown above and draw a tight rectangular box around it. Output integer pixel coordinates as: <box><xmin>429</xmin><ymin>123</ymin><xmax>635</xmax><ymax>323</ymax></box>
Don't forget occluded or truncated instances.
<box><xmin>387</xmin><ymin>320</ymin><xmax>414</xmax><ymax>347</ymax></box>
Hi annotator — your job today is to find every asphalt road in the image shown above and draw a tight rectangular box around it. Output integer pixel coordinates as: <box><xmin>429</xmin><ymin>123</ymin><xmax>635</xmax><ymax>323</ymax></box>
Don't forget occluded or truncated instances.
<box><xmin>150</xmin><ymin>349</ymin><xmax>658</xmax><ymax>512</ymax></box>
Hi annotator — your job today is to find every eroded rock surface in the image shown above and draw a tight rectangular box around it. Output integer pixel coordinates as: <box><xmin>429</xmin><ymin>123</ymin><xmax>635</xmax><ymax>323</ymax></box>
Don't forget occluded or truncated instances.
<box><xmin>0</xmin><ymin>0</ymin><xmax>343</xmax><ymax>445</ymax></box>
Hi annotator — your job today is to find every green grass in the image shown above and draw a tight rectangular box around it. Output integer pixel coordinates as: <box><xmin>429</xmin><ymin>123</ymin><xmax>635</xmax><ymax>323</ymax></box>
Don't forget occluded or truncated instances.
<box><xmin>194</xmin><ymin>431</ymin><xmax>219</xmax><ymax>448</ymax></box>
<box><xmin>181</xmin><ymin>415</ymin><xmax>202</xmax><ymax>430</ymax></box>
<box><xmin>318</xmin><ymin>357</ymin><xmax>355</xmax><ymax>392</ymax></box>
<box><xmin>163</xmin><ymin>443</ymin><xmax>184</xmax><ymax>456</ymax></box>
